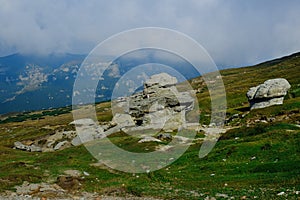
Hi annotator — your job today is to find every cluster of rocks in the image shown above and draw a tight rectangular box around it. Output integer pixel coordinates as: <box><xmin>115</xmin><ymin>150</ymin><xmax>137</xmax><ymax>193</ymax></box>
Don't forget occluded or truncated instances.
<box><xmin>14</xmin><ymin>129</ymin><xmax>77</xmax><ymax>152</ymax></box>
<box><xmin>247</xmin><ymin>78</ymin><xmax>291</xmax><ymax>110</ymax></box>
<box><xmin>13</xmin><ymin>76</ymin><xmax>292</xmax><ymax>153</ymax></box>
<box><xmin>14</xmin><ymin>73</ymin><xmax>196</xmax><ymax>151</ymax></box>
<box><xmin>127</xmin><ymin>73</ymin><xmax>195</xmax><ymax>131</ymax></box>
<box><xmin>14</xmin><ymin>181</ymin><xmax>66</xmax><ymax>198</ymax></box>
<box><xmin>13</xmin><ymin>141</ymin><xmax>42</xmax><ymax>152</ymax></box>
<box><xmin>70</xmin><ymin>118</ymin><xmax>107</xmax><ymax>146</ymax></box>
<box><xmin>3</xmin><ymin>167</ymin><xmax>163</xmax><ymax>199</ymax></box>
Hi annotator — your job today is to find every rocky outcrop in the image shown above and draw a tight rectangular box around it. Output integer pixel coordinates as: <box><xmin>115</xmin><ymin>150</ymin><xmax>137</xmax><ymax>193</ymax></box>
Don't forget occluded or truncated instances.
<box><xmin>13</xmin><ymin>73</ymin><xmax>196</xmax><ymax>151</ymax></box>
<box><xmin>247</xmin><ymin>78</ymin><xmax>291</xmax><ymax>110</ymax></box>
<box><xmin>127</xmin><ymin>73</ymin><xmax>195</xmax><ymax>131</ymax></box>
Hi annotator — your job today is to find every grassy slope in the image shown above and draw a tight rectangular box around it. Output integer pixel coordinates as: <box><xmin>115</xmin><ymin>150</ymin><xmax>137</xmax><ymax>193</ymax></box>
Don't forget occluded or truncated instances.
<box><xmin>0</xmin><ymin>53</ymin><xmax>299</xmax><ymax>199</ymax></box>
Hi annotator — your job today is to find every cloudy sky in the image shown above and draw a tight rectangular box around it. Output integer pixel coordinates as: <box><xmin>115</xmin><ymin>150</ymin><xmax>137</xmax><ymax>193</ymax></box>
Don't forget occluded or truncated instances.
<box><xmin>1</xmin><ymin>0</ymin><xmax>300</xmax><ymax>66</ymax></box>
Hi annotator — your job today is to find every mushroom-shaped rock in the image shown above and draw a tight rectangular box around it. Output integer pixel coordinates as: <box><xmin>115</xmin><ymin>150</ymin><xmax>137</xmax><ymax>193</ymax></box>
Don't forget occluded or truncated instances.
<box><xmin>247</xmin><ymin>78</ymin><xmax>291</xmax><ymax>110</ymax></box>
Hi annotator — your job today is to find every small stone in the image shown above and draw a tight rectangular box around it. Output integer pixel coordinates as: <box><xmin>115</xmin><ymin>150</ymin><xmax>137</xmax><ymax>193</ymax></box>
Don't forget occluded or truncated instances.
<box><xmin>54</xmin><ymin>141</ymin><xmax>69</xmax><ymax>151</ymax></box>
<box><xmin>83</xmin><ymin>171</ymin><xmax>90</xmax><ymax>176</ymax></box>
<box><xmin>29</xmin><ymin>145</ymin><xmax>42</xmax><ymax>152</ymax></box>
<box><xmin>69</xmin><ymin>118</ymin><xmax>96</xmax><ymax>126</ymax></box>
<box><xmin>216</xmin><ymin>193</ymin><xmax>228</xmax><ymax>198</ymax></box>
<box><xmin>64</xmin><ymin>169</ymin><xmax>82</xmax><ymax>177</ymax></box>
<box><xmin>138</xmin><ymin>136</ymin><xmax>162</xmax><ymax>143</ymax></box>
<box><xmin>277</xmin><ymin>191</ymin><xmax>285</xmax><ymax>196</ymax></box>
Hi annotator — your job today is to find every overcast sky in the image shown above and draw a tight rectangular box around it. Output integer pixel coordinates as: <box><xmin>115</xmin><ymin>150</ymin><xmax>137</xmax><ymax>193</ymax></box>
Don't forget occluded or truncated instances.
<box><xmin>1</xmin><ymin>0</ymin><xmax>300</xmax><ymax>66</ymax></box>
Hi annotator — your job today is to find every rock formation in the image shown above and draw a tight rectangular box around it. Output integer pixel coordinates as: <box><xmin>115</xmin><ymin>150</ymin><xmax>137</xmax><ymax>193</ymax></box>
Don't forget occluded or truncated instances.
<box><xmin>127</xmin><ymin>73</ymin><xmax>195</xmax><ymax>131</ymax></box>
<box><xmin>13</xmin><ymin>73</ymin><xmax>197</xmax><ymax>151</ymax></box>
<box><xmin>247</xmin><ymin>78</ymin><xmax>291</xmax><ymax>110</ymax></box>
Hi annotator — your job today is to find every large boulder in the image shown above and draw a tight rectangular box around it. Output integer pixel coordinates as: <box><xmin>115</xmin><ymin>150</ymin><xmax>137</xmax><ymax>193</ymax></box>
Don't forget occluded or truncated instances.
<box><xmin>128</xmin><ymin>73</ymin><xmax>195</xmax><ymax>131</ymax></box>
<box><xmin>144</xmin><ymin>73</ymin><xmax>177</xmax><ymax>87</ymax></box>
<box><xmin>247</xmin><ymin>78</ymin><xmax>291</xmax><ymax>110</ymax></box>
<box><xmin>112</xmin><ymin>113</ymin><xmax>135</xmax><ymax>127</ymax></box>
<box><xmin>70</xmin><ymin>118</ymin><xmax>105</xmax><ymax>146</ymax></box>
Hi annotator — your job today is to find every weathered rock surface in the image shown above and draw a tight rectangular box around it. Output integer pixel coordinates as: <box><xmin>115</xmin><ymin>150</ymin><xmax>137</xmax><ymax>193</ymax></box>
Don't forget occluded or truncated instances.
<box><xmin>54</xmin><ymin>141</ymin><xmax>69</xmax><ymax>151</ymax></box>
<box><xmin>127</xmin><ymin>73</ymin><xmax>195</xmax><ymax>131</ymax></box>
<box><xmin>138</xmin><ymin>136</ymin><xmax>162</xmax><ymax>143</ymax></box>
<box><xmin>71</xmin><ymin>120</ymin><xmax>106</xmax><ymax>146</ymax></box>
<box><xmin>14</xmin><ymin>141</ymin><xmax>42</xmax><ymax>152</ymax></box>
<box><xmin>112</xmin><ymin>113</ymin><xmax>135</xmax><ymax>127</ymax></box>
<box><xmin>247</xmin><ymin>78</ymin><xmax>291</xmax><ymax>110</ymax></box>
<box><xmin>144</xmin><ymin>73</ymin><xmax>177</xmax><ymax>87</ymax></box>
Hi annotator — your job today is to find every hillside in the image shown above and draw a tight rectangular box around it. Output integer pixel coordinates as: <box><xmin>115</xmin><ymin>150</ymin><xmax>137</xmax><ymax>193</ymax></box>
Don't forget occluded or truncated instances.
<box><xmin>0</xmin><ymin>52</ymin><xmax>299</xmax><ymax>199</ymax></box>
<box><xmin>194</xmin><ymin>52</ymin><xmax>300</xmax><ymax>124</ymax></box>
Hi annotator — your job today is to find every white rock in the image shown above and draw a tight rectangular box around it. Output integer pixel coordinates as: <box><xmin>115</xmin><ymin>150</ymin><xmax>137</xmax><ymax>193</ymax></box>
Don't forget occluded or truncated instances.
<box><xmin>247</xmin><ymin>78</ymin><xmax>291</xmax><ymax>110</ymax></box>
<box><xmin>64</xmin><ymin>169</ymin><xmax>82</xmax><ymax>177</ymax></box>
<box><xmin>70</xmin><ymin>118</ymin><xmax>96</xmax><ymax>126</ymax></box>
<box><xmin>138</xmin><ymin>136</ymin><xmax>162</xmax><ymax>143</ymax></box>
<box><xmin>216</xmin><ymin>193</ymin><xmax>228</xmax><ymax>198</ymax></box>
<box><xmin>54</xmin><ymin>141</ymin><xmax>69</xmax><ymax>150</ymax></box>
<box><xmin>112</xmin><ymin>113</ymin><xmax>135</xmax><ymax>127</ymax></box>
<box><xmin>144</xmin><ymin>73</ymin><xmax>177</xmax><ymax>87</ymax></box>
<box><xmin>277</xmin><ymin>191</ymin><xmax>285</xmax><ymax>196</ymax></box>
<box><xmin>83</xmin><ymin>171</ymin><xmax>90</xmax><ymax>176</ymax></box>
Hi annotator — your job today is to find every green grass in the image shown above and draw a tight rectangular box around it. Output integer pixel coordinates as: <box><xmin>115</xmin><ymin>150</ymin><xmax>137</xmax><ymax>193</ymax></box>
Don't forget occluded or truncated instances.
<box><xmin>0</xmin><ymin>107</ymin><xmax>72</xmax><ymax>124</ymax></box>
<box><xmin>0</xmin><ymin>121</ymin><xmax>298</xmax><ymax>199</ymax></box>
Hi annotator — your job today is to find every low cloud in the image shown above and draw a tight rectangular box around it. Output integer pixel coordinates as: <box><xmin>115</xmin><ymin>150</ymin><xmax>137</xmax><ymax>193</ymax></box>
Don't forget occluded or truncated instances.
<box><xmin>0</xmin><ymin>0</ymin><xmax>300</xmax><ymax>66</ymax></box>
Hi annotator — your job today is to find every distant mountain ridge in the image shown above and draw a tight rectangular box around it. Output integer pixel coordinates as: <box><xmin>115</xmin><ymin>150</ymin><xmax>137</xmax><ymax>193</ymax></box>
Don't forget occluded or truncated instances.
<box><xmin>0</xmin><ymin>53</ymin><xmax>86</xmax><ymax>114</ymax></box>
<box><xmin>0</xmin><ymin>51</ymin><xmax>299</xmax><ymax>115</ymax></box>
<box><xmin>0</xmin><ymin>50</ymin><xmax>199</xmax><ymax>114</ymax></box>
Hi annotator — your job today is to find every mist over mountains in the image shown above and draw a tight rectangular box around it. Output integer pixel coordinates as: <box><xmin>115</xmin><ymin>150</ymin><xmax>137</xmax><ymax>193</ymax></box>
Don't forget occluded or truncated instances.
<box><xmin>0</xmin><ymin>50</ymin><xmax>201</xmax><ymax>114</ymax></box>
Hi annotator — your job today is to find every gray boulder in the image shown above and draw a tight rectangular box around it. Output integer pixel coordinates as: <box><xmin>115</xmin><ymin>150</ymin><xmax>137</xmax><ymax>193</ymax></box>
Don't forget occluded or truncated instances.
<box><xmin>14</xmin><ymin>141</ymin><xmax>42</xmax><ymax>152</ymax></box>
<box><xmin>54</xmin><ymin>141</ymin><xmax>69</xmax><ymax>151</ymax></box>
<box><xmin>128</xmin><ymin>73</ymin><xmax>195</xmax><ymax>131</ymax></box>
<box><xmin>144</xmin><ymin>73</ymin><xmax>177</xmax><ymax>87</ymax></box>
<box><xmin>70</xmin><ymin>118</ymin><xmax>96</xmax><ymax>126</ymax></box>
<box><xmin>112</xmin><ymin>113</ymin><xmax>135</xmax><ymax>127</ymax></box>
<box><xmin>247</xmin><ymin>78</ymin><xmax>291</xmax><ymax>110</ymax></box>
